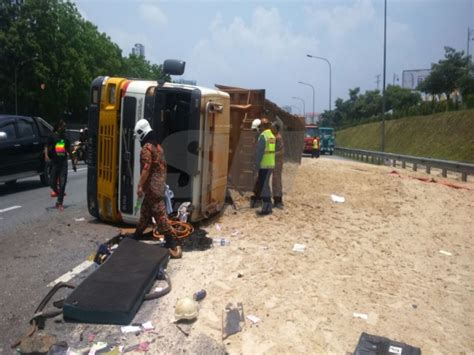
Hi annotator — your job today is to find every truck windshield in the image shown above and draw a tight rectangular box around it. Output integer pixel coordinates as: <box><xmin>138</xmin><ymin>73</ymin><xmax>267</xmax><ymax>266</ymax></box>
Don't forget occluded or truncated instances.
<box><xmin>305</xmin><ymin>127</ymin><xmax>319</xmax><ymax>138</ymax></box>
<box><xmin>320</xmin><ymin>128</ymin><xmax>334</xmax><ymax>136</ymax></box>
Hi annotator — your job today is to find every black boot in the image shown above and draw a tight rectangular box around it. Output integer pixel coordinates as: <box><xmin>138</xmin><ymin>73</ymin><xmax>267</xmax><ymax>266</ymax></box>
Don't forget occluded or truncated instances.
<box><xmin>257</xmin><ymin>202</ymin><xmax>273</xmax><ymax>216</ymax></box>
<box><xmin>273</xmin><ymin>196</ymin><xmax>284</xmax><ymax>209</ymax></box>
<box><xmin>250</xmin><ymin>196</ymin><xmax>262</xmax><ymax>208</ymax></box>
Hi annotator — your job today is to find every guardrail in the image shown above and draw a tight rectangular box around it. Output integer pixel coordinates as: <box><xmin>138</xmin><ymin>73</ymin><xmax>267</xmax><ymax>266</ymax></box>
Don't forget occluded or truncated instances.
<box><xmin>334</xmin><ymin>147</ymin><xmax>474</xmax><ymax>182</ymax></box>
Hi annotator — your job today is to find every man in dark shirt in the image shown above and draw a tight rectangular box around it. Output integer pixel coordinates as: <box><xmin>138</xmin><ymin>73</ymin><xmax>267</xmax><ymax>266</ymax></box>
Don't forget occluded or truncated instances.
<box><xmin>44</xmin><ymin>120</ymin><xmax>76</xmax><ymax>211</ymax></box>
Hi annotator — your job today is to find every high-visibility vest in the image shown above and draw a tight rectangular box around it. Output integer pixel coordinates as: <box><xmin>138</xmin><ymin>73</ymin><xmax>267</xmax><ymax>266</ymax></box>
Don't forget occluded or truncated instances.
<box><xmin>260</xmin><ymin>129</ymin><xmax>276</xmax><ymax>169</ymax></box>
<box><xmin>312</xmin><ymin>138</ymin><xmax>319</xmax><ymax>149</ymax></box>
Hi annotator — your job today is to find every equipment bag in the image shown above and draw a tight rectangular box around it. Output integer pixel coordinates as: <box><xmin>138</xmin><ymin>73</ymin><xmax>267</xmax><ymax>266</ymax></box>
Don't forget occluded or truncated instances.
<box><xmin>354</xmin><ymin>332</ymin><xmax>421</xmax><ymax>355</ymax></box>
<box><xmin>63</xmin><ymin>238</ymin><xmax>169</xmax><ymax>325</ymax></box>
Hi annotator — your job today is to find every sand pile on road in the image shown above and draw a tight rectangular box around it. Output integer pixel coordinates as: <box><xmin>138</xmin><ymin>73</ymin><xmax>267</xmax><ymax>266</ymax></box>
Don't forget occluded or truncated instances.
<box><xmin>148</xmin><ymin>157</ymin><xmax>474</xmax><ymax>354</ymax></box>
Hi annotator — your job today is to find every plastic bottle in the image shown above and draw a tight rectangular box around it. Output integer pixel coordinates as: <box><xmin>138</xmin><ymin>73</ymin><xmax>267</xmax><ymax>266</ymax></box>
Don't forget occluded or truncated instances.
<box><xmin>193</xmin><ymin>289</ymin><xmax>207</xmax><ymax>301</ymax></box>
<box><xmin>212</xmin><ymin>238</ymin><xmax>230</xmax><ymax>246</ymax></box>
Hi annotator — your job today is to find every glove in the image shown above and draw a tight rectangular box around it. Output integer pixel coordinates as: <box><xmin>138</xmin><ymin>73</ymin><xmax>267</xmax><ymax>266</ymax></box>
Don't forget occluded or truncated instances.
<box><xmin>73</xmin><ymin>165</ymin><xmax>77</xmax><ymax>172</ymax></box>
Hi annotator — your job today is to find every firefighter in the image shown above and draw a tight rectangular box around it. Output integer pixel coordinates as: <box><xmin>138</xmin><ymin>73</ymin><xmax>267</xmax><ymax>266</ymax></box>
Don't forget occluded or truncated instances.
<box><xmin>312</xmin><ymin>136</ymin><xmax>320</xmax><ymax>158</ymax></box>
<box><xmin>133</xmin><ymin>119</ymin><xmax>181</xmax><ymax>258</ymax></box>
<box><xmin>252</xmin><ymin>118</ymin><xmax>276</xmax><ymax>215</ymax></box>
<box><xmin>272</xmin><ymin>122</ymin><xmax>284</xmax><ymax>208</ymax></box>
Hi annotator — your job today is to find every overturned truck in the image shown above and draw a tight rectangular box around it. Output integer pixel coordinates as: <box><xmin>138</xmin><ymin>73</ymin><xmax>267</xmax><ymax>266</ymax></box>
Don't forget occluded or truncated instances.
<box><xmin>87</xmin><ymin>61</ymin><xmax>304</xmax><ymax>224</ymax></box>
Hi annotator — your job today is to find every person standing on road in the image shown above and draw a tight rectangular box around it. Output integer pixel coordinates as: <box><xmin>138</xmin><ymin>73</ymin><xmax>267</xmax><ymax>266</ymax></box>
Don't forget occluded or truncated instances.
<box><xmin>250</xmin><ymin>118</ymin><xmax>262</xmax><ymax>208</ymax></box>
<box><xmin>251</xmin><ymin>117</ymin><xmax>276</xmax><ymax>216</ymax></box>
<box><xmin>272</xmin><ymin>122</ymin><xmax>284</xmax><ymax>209</ymax></box>
<box><xmin>45</xmin><ymin>120</ymin><xmax>76</xmax><ymax>211</ymax></box>
<box><xmin>133</xmin><ymin>119</ymin><xmax>182</xmax><ymax>258</ymax></box>
<box><xmin>312</xmin><ymin>136</ymin><xmax>320</xmax><ymax>158</ymax></box>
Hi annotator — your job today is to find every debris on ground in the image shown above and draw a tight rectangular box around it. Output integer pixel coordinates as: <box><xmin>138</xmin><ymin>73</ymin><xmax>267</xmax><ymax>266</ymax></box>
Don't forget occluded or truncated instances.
<box><xmin>331</xmin><ymin>194</ymin><xmax>346</xmax><ymax>203</ymax></box>
<box><xmin>292</xmin><ymin>243</ymin><xmax>306</xmax><ymax>252</ymax></box>
<box><xmin>222</xmin><ymin>303</ymin><xmax>245</xmax><ymax>340</ymax></box>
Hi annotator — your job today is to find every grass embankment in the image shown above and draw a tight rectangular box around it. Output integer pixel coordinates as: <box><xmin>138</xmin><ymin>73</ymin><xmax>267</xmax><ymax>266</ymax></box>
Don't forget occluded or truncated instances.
<box><xmin>336</xmin><ymin>109</ymin><xmax>474</xmax><ymax>163</ymax></box>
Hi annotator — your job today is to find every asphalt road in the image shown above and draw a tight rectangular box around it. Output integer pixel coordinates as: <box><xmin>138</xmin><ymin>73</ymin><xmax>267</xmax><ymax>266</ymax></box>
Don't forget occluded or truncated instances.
<box><xmin>0</xmin><ymin>162</ymin><xmax>120</xmax><ymax>353</ymax></box>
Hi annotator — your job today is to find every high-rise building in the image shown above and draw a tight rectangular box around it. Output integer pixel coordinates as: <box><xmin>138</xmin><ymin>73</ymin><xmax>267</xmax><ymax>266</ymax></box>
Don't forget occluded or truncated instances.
<box><xmin>132</xmin><ymin>43</ymin><xmax>145</xmax><ymax>57</ymax></box>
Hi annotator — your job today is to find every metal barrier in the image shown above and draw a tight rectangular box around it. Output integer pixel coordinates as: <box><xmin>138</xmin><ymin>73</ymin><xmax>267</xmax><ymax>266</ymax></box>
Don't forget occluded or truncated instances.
<box><xmin>334</xmin><ymin>147</ymin><xmax>474</xmax><ymax>182</ymax></box>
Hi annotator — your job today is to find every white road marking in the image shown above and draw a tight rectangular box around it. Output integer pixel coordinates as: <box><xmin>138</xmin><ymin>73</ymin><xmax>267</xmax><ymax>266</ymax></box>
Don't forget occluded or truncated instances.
<box><xmin>47</xmin><ymin>260</ymin><xmax>94</xmax><ymax>287</ymax></box>
<box><xmin>0</xmin><ymin>205</ymin><xmax>22</xmax><ymax>213</ymax></box>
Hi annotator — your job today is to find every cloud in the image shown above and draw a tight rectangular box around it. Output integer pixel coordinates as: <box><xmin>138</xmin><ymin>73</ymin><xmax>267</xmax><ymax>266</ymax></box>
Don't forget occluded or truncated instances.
<box><xmin>138</xmin><ymin>3</ymin><xmax>168</xmax><ymax>27</ymax></box>
<box><xmin>189</xmin><ymin>6</ymin><xmax>319</xmax><ymax>106</ymax></box>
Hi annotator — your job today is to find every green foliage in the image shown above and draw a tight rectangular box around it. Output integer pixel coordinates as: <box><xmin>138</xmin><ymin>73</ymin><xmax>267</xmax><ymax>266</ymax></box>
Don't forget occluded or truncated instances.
<box><xmin>417</xmin><ymin>47</ymin><xmax>473</xmax><ymax>98</ymax></box>
<box><xmin>319</xmin><ymin>85</ymin><xmax>420</xmax><ymax>129</ymax></box>
<box><xmin>0</xmin><ymin>0</ymin><xmax>165</xmax><ymax>123</ymax></box>
<box><xmin>335</xmin><ymin>109</ymin><xmax>474</xmax><ymax>163</ymax></box>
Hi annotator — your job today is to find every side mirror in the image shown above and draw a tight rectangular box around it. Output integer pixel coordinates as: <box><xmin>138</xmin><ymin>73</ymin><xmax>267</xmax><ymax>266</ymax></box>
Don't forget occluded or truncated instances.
<box><xmin>163</xmin><ymin>59</ymin><xmax>185</xmax><ymax>76</ymax></box>
<box><xmin>0</xmin><ymin>132</ymin><xmax>7</xmax><ymax>141</ymax></box>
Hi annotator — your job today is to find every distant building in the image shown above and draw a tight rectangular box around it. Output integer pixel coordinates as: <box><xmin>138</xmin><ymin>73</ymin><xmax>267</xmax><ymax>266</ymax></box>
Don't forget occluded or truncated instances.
<box><xmin>132</xmin><ymin>43</ymin><xmax>145</xmax><ymax>57</ymax></box>
<box><xmin>402</xmin><ymin>69</ymin><xmax>431</xmax><ymax>90</ymax></box>
<box><xmin>173</xmin><ymin>78</ymin><xmax>197</xmax><ymax>86</ymax></box>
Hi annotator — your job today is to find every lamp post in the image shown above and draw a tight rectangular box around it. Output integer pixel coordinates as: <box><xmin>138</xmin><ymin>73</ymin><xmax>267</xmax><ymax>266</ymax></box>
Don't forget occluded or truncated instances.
<box><xmin>14</xmin><ymin>55</ymin><xmax>38</xmax><ymax>115</ymax></box>
<box><xmin>289</xmin><ymin>105</ymin><xmax>301</xmax><ymax>115</ymax></box>
<box><xmin>381</xmin><ymin>0</ymin><xmax>387</xmax><ymax>152</ymax></box>
<box><xmin>307</xmin><ymin>54</ymin><xmax>332</xmax><ymax>112</ymax></box>
<box><xmin>291</xmin><ymin>96</ymin><xmax>306</xmax><ymax>117</ymax></box>
<box><xmin>297</xmin><ymin>81</ymin><xmax>315</xmax><ymax>124</ymax></box>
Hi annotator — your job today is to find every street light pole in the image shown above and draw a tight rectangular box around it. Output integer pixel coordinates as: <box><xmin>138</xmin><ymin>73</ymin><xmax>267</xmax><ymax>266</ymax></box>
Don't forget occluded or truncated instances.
<box><xmin>307</xmin><ymin>54</ymin><xmax>332</xmax><ymax>111</ymax></box>
<box><xmin>14</xmin><ymin>55</ymin><xmax>38</xmax><ymax>115</ymax></box>
<box><xmin>297</xmin><ymin>81</ymin><xmax>315</xmax><ymax>124</ymax></box>
<box><xmin>291</xmin><ymin>96</ymin><xmax>306</xmax><ymax>117</ymax></box>
<box><xmin>381</xmin><ymin>0</ymin><xmax>387</xmax><ymax>152</ymax></box>
<box><xmin>289</xmin><ymin>105</ymin><xmax>301</xmax><ymax>114</ymax></box>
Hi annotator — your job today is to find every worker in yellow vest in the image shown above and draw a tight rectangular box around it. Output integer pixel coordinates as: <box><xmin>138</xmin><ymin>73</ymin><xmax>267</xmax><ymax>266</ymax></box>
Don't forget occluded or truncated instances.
<box><xmin>312</xmin><ymin>136</ymin><xmax>320</xmax><ymax>158</ymax></box>
<box><xmin>251</xmin><ymin>118</ymin><xmax>276</xmax><ymax>215</ymax></box>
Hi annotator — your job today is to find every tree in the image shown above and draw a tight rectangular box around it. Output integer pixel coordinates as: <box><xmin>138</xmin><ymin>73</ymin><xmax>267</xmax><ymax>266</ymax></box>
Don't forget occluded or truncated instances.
<box><xmin>417</xmin><ymin>47</ymin><xmax>470</xmax><ymax>99</ymax></box>
<box><xmin>385</xmin><ymin>85</ymin><xmax>421</xmax><ymax>111</ymax></box>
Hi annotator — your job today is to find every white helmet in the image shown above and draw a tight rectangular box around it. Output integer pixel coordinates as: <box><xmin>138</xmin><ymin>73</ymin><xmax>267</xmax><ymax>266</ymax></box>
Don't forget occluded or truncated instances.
<box><xmin>175</xmin><ymin>297</ymin><xmax>199</xmax><ymax>321</ymax></box>
<box><xmin>134</xmin><ymin>119</ymin><xmax>152</xmax><ymax>141</ymax></box>
<box><xmin>251</xmin><ymin>118</ymin><xmax>261</xmax><ymax>130</ymax></box>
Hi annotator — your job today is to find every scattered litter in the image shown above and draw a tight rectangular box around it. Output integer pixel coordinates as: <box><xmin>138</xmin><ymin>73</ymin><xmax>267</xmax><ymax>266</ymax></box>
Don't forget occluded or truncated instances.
<box><xmin>215</xmin><ymin>223</ymin><xmax>222</xmax><ymax>231</ymax></box>
<box><xmin>47</xmin><ymin>341</ymin><xmax>69</xmax><ymax>355</ymax></box>
<box><xmin>74</xmin><ymin>217</ymin><xmax>85</xmax><ymax>222</ymax></box>
<box><xmin>412</xmin><ymin>304</ymin><xmax>418</xmax><ymax>309</ymax></box>
<box><xmin>353</xmin><ymin>312</ymin><xmax>368</xmax><ymax>320</ymax></box>
<box><xmin>138</xmin><ymin>341</ymin><xmax>150</xmax><ymax>351</ymax></box>
<box><xmin>87</xmin><ymin>334</ymin><xmax>96</xmax><ymax>343</ymax></box>
<box><xmin>292</xmin><ymin>243</ymin><xmax>306</xmax><ymax>252</ymax></box>
<box><xmin>121</xmin><ymin>325</ymin><xmax>141</xmax><ymax>333</ymax></box>
<box><xmin>247</xmin><ymin>315</ymin><xmax>261</xmax><ymax>324</ymax></box>
<box><xmin>193</xmin><ymin>289</ymin><xmax>207</xmax><ymax>301</ymax></box>
<box><xmin>439</xmin><ymin>250</ymin><xmax>452</xmax><ymax>256</ymax></box>
<box><xmin>141</xmin><ymin>321</ymin><xmax>154</xmax><ymax>330</ymax></box>
<box><xmin>231</xmin><ymin>230</ymin><xmax>241</xmax><ymax>236</ymax></box>
<box><xmin>222</xmin><ymin>302</ymin><xmax>245</xmax><ymax>340</ymax></box>
<box><xmin>88</xmin><ymin>342</ymin><xmax>108</xmax><ymax>355</ymax></box>
<box><xmin>237</xmin><ymin>271</ymin><xmax>244</xmax><ymax>278</ymax></box>
<box><xmin>331</xmin><ymin>194</ymin><xmax>345</xmax><ymax>203</ymax></box>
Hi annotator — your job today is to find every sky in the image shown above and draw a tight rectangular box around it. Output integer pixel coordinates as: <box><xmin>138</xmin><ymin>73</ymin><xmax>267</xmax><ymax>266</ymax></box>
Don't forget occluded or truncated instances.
<box><xmin>74</xmin><ymin>0</ymin><xmax>474</xmax><ymax>115</ymax></box>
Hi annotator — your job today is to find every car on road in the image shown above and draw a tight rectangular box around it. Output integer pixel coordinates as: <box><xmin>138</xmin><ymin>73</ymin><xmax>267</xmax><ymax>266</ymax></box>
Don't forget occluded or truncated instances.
<box><xmin>0</xmin><ymin>115</ymin><xmax>53</xmax><ymax>185</ymax></box>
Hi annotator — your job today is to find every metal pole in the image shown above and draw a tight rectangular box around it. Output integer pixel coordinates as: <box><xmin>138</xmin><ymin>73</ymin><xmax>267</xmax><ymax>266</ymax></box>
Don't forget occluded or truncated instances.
<box><xmin>291</xmin><ymin>96</ymin><xmax>305</xmax><ymax>117</ymax></box>
<box><xmin>307</xmin><ymin>54</ymin><xmax>332</xmax><ymax>111</ymax></box>
<box><xmin>14</xmin><ymin>66</ymin><xmax>18</xmax><ymax>115</ymax></box>
<box><xmin>297</xmin><ymin>81</ymin><xmax>316</xmax><ymax>123</ymax></box>
<box><xmin>381</xmin><ymin>0</ymin><xmax>387</xmax><ymax>152</ymax></box>
<box><xmin>468</xmin><ymin>27</ymin><xmax>470</xmax><ymax>58</ymax></box>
